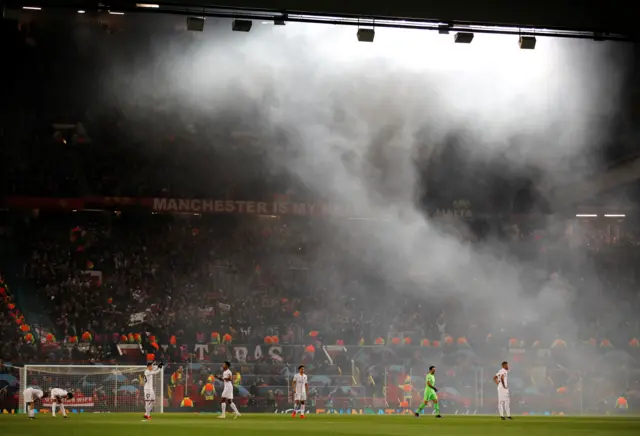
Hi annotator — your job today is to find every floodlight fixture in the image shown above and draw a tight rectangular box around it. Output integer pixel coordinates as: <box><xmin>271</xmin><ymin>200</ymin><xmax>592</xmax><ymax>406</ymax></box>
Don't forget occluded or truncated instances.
<box><xmin>575</xmin><ymin>214</ymin><xmax>597</xmax><ymax>218</ymax></box>
<box><xmin>186</xmin><ymin>16</ymin><xmax>205</xmax><ymax>32</ymax></box>
<box><xmin>136</xmin><ymin>3</ymin><xmax>160</xmax><ymax>8</ymax></box>
<box><xmin>454</xmin><ymin>32</ymin><xmax>474</xmax><ymax>43</ymax></box>
<box><xmin>23</xmin><ymin>6</ymin><xmax>41</xmax><ymax>10</ymax></box>
<box><xmin>357</xmin><ymin>28</ymin><xmax>375</xmax><ymax>42</ymax></box>
<box><xmin>232</xmin><ymin>19</ymin><xmax>252</xmax><ymax>32</ymax></box>
<box><xmin>604</xmin><ymin>214</ymin><xmax>625</xmax><ymax>218</ymax></box>
<box><xmin>438</xmin><ymin>24</ymin><xmax>451</xmax><ymax>35</ymax></box>
<box><xmin>519</xmin><ymin>36</ymin><xmax>537</xmax><ymax>49</ymax></box>
<box><xmin>274</xmin><ymin>13</ymin><xmax>287</xmax><ymax>25</ymax></box>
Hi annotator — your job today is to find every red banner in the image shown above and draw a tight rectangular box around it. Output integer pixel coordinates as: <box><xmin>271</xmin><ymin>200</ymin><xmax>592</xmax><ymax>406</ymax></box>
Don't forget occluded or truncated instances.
<box><xmin>5</xmin><ymin>196</ymin><xmax>140</xmax><ymax>210</ymax></box>
<box><xmin>2</xmin><ymin>197</ymin><xmax>558</xmax><ymax>223</ymax></box>
<box><xmin>5</xmin><ymin>197</ymin><xmax>87</xmax><ymax>210</ymax></box>
<box><xmin>4</xmin><ymin>196</ymin><xmax>489</xmax><ymax>220</ymax></box>
<box><xmin>4</xmin><ymin>196</ymin><xmax>354</xmax><ymax>217</ymax></box>
<box><xmin>151</xmin><ymin>198</ymin><xmax>341</xmax><ymax>216</ymax></box>
<box><xmin>41</xmin><ymin>397</ymin><xmax>95</xmax><ymax>408</ymax></box>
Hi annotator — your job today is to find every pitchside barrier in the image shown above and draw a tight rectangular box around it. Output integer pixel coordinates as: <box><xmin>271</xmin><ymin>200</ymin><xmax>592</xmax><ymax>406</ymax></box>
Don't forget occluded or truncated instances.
<box><xmin>9</xmin><ymin>360</ymin><xmax>639</xmax><ymax>415</ymax></box>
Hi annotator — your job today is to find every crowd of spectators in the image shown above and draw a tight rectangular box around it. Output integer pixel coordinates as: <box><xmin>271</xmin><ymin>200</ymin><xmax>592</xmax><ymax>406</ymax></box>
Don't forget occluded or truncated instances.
<box><xmin>1</xmin><ymin>15</ymin><xmax>639</xmax><ymax>415</ymax></box>
<box><xmin>1</xmin><ymin>209</ymin><xmax>639</xmax><ymax>360</ymax></box>
<box><xmin>3</xmin><ymin>212</ymin><xmax>639</xmax><ymax>414</ymax></box>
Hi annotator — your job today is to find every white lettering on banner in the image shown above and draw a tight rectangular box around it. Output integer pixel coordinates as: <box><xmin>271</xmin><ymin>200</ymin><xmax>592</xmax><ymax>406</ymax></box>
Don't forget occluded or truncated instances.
<box><xmin>42</xmin><ymin>397</ymin><xmax>95</xmax><ymax>408</ymax></box>
<box><xmin>269</xmin><ymin>345</ymin><xmax>283</xmax><ymax>362</ymax></box>
<box><xmin>195</xmin><ymin>344</ymin><xmax>208</xmax><ymax>361</ymax></box>
<box><xmin>235</xmin><ymin>346</ymin><xmax>248</xmax><ymax>363</ymax></box>
<box><xmin>152</xmin><ymin>198</ymin><xmax>350</xmax><ymax>217</ymax></box>
<box><xmin>232</xmin><ymin>345</ymin><xmax>283</xmax><ymax>363</ymax></box>
<box><xmin>178</xmin><ymin>344</ymin><xmax>285</xmax><ymax>362</ymax></box>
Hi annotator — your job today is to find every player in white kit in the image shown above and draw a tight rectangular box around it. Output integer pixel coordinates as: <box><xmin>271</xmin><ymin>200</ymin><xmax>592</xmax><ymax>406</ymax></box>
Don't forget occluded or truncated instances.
<box><xmin>493</xmin><ymin>361</ymin><xmax>512</xmax><ymax>420</ymax></box>
<box><xmin>143</xmin><ymin>360</ymin><xmax>163</xmax><ymax>420</ymax></box>
<box><xmin>50</xmin><ymin>388</ymin><xmax>74</xmax><ymax>418</ymax></box>
<box><xmin>291</xmin><ymin>365</ymin><xmax>308</xmax><ymax>419</ymax></box>
<box><xmin>23</xmin><ymin>387</ymin><xmax>45</xmax><ymax>420</ymax></box>
<box><xmin>217</xmin><ymin>361</ymin><xmax>240</xmax><ymax>419</ymax></box>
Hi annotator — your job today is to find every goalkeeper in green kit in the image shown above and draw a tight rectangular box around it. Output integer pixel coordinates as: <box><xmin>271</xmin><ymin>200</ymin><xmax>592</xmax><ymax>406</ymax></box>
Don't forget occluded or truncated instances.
<box><xmin>415</xmin><ymin>366</ymin><xmax>442</xmax><ymax>418</ymax></box>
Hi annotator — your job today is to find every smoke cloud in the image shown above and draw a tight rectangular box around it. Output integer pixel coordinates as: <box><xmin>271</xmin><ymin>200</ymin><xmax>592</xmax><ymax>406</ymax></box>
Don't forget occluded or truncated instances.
<box><xmin>90</xmin><ymin>17</ymin><xmax>635</xmax><ymax>352</ymax></box>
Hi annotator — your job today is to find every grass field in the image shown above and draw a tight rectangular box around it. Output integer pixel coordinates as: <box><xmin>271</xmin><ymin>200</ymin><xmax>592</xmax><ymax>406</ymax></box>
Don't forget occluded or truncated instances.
<box><xmin>1</xmin><ymin>413</ymin><xmax>639</xmax><ymax>436</ymax></box>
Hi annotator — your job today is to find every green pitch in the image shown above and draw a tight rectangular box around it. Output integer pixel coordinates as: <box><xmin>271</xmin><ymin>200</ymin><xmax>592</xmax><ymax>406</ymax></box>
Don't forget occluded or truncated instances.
<box><xmin>1</xmin><ymin>413</ymin><xmax>639</xmax><ymax>436</ymax></box>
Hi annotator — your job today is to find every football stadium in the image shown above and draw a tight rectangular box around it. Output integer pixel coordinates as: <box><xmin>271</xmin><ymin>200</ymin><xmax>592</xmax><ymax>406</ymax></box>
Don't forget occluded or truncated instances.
<box><xmin>1</xmin><ymin>1</ymin><xmax>639</xmax><ymax>435</ymax></box>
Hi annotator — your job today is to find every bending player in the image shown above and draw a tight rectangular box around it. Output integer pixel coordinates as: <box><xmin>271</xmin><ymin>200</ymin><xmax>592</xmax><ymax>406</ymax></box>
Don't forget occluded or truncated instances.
<box><xmin>217</xmin><ymin>361</ymin><xmax>241</xmax><ymax>419</ymax></box>
<box><xmin>50</xmin><ymin>387</ymin><xmax>74</xmax><ymax>418</ymax></box>
<box><xmin>414</xmin><ymin>366</ymin><xmax>442</xmax><ymax>418</ymax></box>
<box><xmin>291</xmin><ymin>365</ymin><xmax>308</xmax><ymax>418</ymax></box>
<box><xmin>143</xmin><ymin>360</ymin><xmax>163</xmax><ymax>420</ymax></box>
<box><xmin>23</xmin><ymin>386</ymin><xmax>46</xmax><ymax>420</ymax></box>
<box><xmin>493</xmin><ymin>361</ymin><xmax>512</xmax><ymax>420</ymax></box>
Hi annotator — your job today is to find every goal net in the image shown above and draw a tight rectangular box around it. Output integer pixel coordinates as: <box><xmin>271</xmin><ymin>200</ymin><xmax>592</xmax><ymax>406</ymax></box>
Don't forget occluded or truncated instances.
<box><xmin>19</xmin><ymin>365</ymin><xmax>164</xmax><ymax>414</ymax></box>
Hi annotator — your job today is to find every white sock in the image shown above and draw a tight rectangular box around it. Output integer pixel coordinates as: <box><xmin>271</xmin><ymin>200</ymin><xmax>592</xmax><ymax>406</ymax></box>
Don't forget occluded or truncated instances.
<box><xmin>230</xmin><ymin>402</ymin><xmax>239</xmax><ymax>415</ymax></box>
<box><xmin>221</xmin><ymin>402</ymin><xmax>227</xmax><ymax>415</ymax></box>
<box><xmin>52</xmin><ymin>403</ymin><xmax>57</xmax><ymax>415</ymax></box>
<box><xmin>499</xmin><ymin>402</ymin><xmax>504</xmax><ymax>417</ymax></box>
<box><xmin>300</xmin><ymin>404</ymin><xmax>305</xmax><ymax>415</ymax></box>
<box><xmin>28</xmin><ymin>405</ymin><xmax>34</xmax><ymax>418</ymax></box>
<box><xmin>60</xmin><ymin>404</ymin><xmax>66</xmax><ymax>417</ymax></box>
<box><xmin>505</xmin><ymin>400</ymin><xmax>511</xmax><ymax>417</ymax></box>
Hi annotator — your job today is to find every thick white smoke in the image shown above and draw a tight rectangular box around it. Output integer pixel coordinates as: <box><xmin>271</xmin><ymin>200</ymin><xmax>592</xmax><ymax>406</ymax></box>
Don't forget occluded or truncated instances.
<box><xmin>95</xmin><ymin>18</ymin><xmax>634</xmax><ymax>345</ymax></box>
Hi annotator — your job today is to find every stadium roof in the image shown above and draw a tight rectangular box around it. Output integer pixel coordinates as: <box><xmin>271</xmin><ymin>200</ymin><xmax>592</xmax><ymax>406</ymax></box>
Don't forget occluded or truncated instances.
<box><xmin>5</xmin><ymin>0</ymin><xmax>637</xmax><ymax>41</ymax></box>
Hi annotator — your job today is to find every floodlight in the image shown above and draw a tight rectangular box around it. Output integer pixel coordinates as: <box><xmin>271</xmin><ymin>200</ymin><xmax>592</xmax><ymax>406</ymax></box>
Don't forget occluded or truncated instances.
<box><xmin>519</xmin><ymin>36</ymin><xmax>537</xmax><ymax>49</ymax></box>
<box><xmin>357</xmin><ymin>28</ymin><xmax>375</xmax><ymax>42</ymax></box>
<box><xmin>186</xmin><ymin>16</ymin><xmax>204</xmax><ymax>32</ymax></box>
<box><xmin>232</xmin><ymin>19</ymin><xmax>252</xmax><ymax>32</ymax></box>
<box><xmin>274</xmin><ymin>14</ymin><xmax>286</xmax><ymax>25</ymax></box>
<box><xmin>454</xmin><ymin>32</ymin><xmax>474</xmax><ymax>43</ymax></box>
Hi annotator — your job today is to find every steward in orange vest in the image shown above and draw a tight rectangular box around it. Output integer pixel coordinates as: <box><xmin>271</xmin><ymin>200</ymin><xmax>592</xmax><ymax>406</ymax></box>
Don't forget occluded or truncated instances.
<box><xmin>201</xmin><ymin>382</ymin><xmax>216</xmax><ymax>401</ymax></box>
